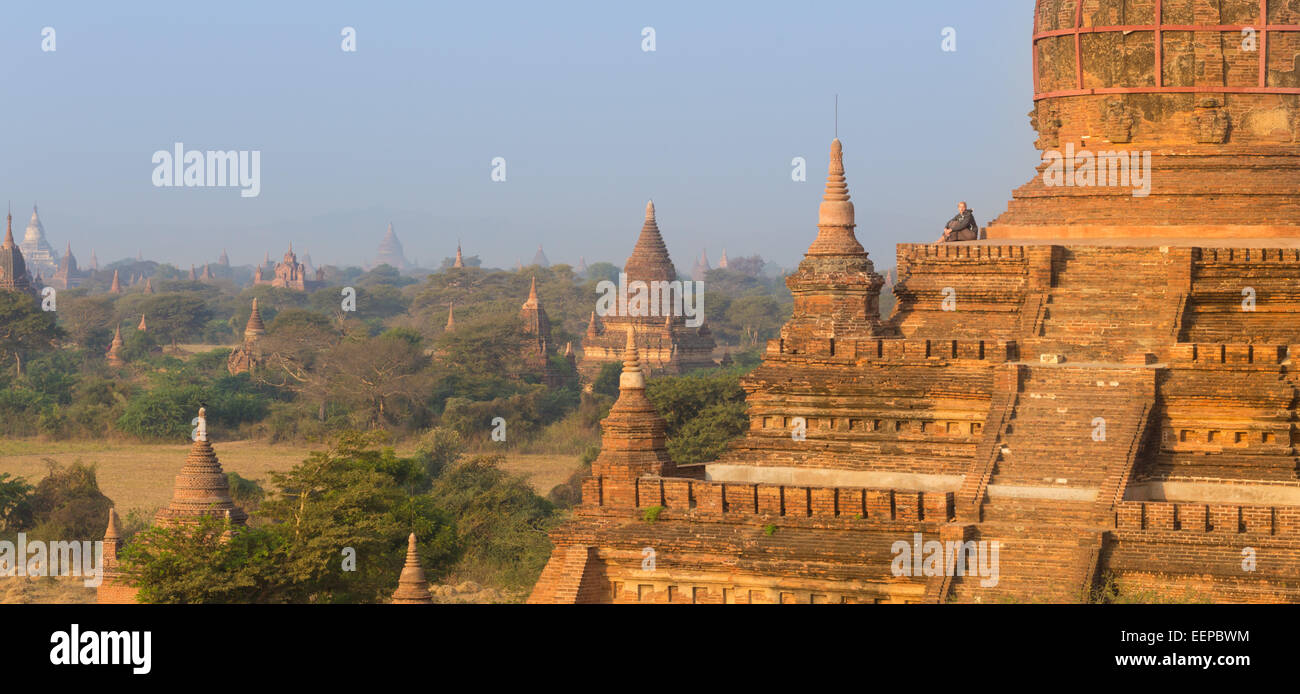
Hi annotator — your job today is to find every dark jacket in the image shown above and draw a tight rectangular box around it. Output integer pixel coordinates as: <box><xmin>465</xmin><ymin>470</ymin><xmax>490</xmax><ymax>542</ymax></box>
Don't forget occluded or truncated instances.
<box><xmin>944</xmin><ymin>210</ymin><xmax>980</xmax><ymax>241</ymax></box>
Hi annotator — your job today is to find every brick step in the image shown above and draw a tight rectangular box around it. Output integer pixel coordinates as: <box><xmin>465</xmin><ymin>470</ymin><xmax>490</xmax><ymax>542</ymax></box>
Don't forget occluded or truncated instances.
<box><xmin>990</xmin><ymin>467</ymin><xmax>1108</xmax><ymax>488</ymax></box>
<box><xmin>946</xmin><ymin>525</ymin><xmax>1095</xmax><ymax>603</ymax></box>
<box><xmin>980</xmin><ymin>497</ymin><xmax>1099</xmax><ymax>525</ymax></box>
<box><xmin>1009</xmin><ymin>405</ymin><xmax>1138</xmax><ymax>415</ymax></box>
<box><xmin>988</xmin><ymin>470</ymin><xmax>1106</xmax><ymax>489</ymax></box>
<box><xmin>1004</xmin><ymin>423</ymin><xmax>1140</xmax><ymax>438</ymax></box>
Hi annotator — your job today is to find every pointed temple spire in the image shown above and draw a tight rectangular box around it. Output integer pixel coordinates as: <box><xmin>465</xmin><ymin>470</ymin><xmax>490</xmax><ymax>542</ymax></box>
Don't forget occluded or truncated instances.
<box><xmin>586</xmin><ymin>310</ymin><xmax>602</xmax><ymax>338</ymax></box>
<box><xmin>453</xmin><ymin>241</ymin><xmax>464</xmax><ymax>268</ymax></box>
<box><xmin>445</xmin><ymin>301</ymin><xmax>456</xmax><ymax>332</ymax></box>
<box><xmin>143</xmin><ymin>277</ymin><xmax>153</xmax><ymax>293</ymax></box>
<box><xmin>783</xmin><ymin>136</ymin><xmax>884</xmax><ymax>340</ymax></box>
<box><xmin>188</xmin><ymin>265</ymin><xmax>197</xmax><ymax>281</ymax></box>
<box><xmin>105</xmin><ymin>507</ymin><xmax>121</xmax><ymax>541</ymax></box>
<box><xmin>523</xmin><ymin>275</ymin><xmax>540</xmax><ymax>309</ymax></box>
<box><xmin>584</xmin><ymin>327</ymin><xmax>674</xmax><ymax>503</ymax></box>
<box><xmin>2</xmin><ymin>207</ymin><xmax>14</xmax><ymax>249</ymax></box>
<box><xmin>106</xmin><ymin>324</ymin><xmax>125</xmax><ymax>367</ymax></box>
<box><xmin>620</xmin><ymin>327</ymin><xmax>645</xmax><ymax>391</ymax></box>
<box><xmin>245</xmin><ymin>298</ymin><xmax>266</xmax><ymax>338</ymax></box>
<box><xmin>718</xmin><ymin>248</ymin><xmax>729</xmax><ymax>269</ymax></box>
<box><xmin>806</xmin><ymin>138</ymin><xmax>865</xmax><ymax>256</ymax></box>
<box><xmin>137</xmin><ymin>314</ymin><xmax>147</xmax><ymax>332</ymax></box>
<box><xmin>624</xmin><ymin>199</ymin><xmax>677</xmax><ymax>283</ymax></box>
<box><xmin>109</xmin><ymin>269</ymin><xmax>122</xmax><ymax>294</ymax></box>
<box><xmin>154</xmin><ymin>407</ymin><xmax>249</xmax><ymax>527</ymax></box>
<box><xmin>102</xmin><ymin>507</ymin><xmax>123</xmax><ymax>567</ymax></box>
<box><xmin>391</xmin><ymin>533</ymin><xmax>434</xmax><ymax>604</ymax></box>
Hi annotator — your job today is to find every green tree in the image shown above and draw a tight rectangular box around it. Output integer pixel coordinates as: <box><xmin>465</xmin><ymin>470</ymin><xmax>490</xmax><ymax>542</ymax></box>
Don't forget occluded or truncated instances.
<box><xmin>0</xmin><ymin>291</ymin><xmax>62</xmax><ymax>376</ymax></box>
<box><xmin>256</xmin><ymin>431</ymin><xmax>460</xmax><ymax>602</ymax></box>
<box><xmin>119</xmin><ymin>517</ymin><xmax>290</xmax><ymax>603</ymax></box>
<box><xmin>0</xmin><ymin>473</ymin><xmax>34</xmax><ymax>533</ymax></box>
<box><xmin>137</xmin><ymin>294</ymin><xmax>212</xmax><ymax>348</ymax></box>
<box><xmin>428</xmin><ymin>455</ymin><xmax>558</xmax><ymax>589</ymax></box>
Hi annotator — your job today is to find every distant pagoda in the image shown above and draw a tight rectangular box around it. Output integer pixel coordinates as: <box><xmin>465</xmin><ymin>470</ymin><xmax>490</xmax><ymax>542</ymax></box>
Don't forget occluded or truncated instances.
<box><xmin>531</xmin><ymin>245</ymin><xmax>550</xmax><ymax>268</ymax></box>
<box><xmin>18</xmin><ymin>205</ymin><xmax>58</xmax><ymax>278</ymax></box>
<box><xmin>0</xmin><ymin>210</ymin><xmax>37</xmax><ymax>298</ymax></box>
<box><xmin>227</xmin><ymin>298</ymin><xmax>266</xmax><ymax>375</ymax></box>
<box><xmin>577</xmin><ymin>200</ymin><xmax>715</xmax><ymax>379</ymax></box>
<box><xmin>373</xmin><ymin>222</ymin><xmax>409</xmax><ymax>271</ymax></box>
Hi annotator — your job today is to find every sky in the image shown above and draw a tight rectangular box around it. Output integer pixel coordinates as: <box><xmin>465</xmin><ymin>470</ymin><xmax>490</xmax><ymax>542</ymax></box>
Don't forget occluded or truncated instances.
<box><xmin>0</xmin><ymin>0</ymin><xmax>1037</xmax><ymax>271</ymax></box>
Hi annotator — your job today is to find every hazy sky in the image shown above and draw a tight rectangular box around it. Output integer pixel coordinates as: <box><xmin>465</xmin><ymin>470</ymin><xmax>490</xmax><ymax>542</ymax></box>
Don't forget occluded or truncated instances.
<box><xmin>0</xmin><ymin>0</ymin><xmax>1036</xmax><ymax>271</ymax></box>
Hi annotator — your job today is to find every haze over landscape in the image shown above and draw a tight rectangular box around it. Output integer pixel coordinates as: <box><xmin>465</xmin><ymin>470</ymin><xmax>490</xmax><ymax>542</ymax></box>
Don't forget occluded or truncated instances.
<box><xmin>0</xmin><ymin>0</ymin><xmax>1032</xmax><ymax>269</ymax></box>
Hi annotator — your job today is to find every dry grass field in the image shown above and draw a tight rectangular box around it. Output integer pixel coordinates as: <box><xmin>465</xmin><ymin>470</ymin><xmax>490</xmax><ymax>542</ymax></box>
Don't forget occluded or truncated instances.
<box><xmin>0</xmin><ymin>440</ymin><xmax>584</xmax><ymax>513</ymax></box>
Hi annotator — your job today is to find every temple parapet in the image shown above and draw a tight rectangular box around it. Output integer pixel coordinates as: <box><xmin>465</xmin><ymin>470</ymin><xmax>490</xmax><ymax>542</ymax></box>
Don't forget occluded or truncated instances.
<box><xmin>1170</xmin><ymin>343</ymin><xmax>1290</xmax><ymax>366</ymax></box>
<box><xmin>1196</xmin><ymin>248</ymin><xmax>1300</xmax><ymax>264</ymax></box>
<box><xmin>1116</xmin><ymin>501</ymin><xmax>1300</xmax><ymax>536</ymax></box>
<box><xmin>580</xmin><ymin>475</ymin><xmax>954</xmax><ymax>523</ymax></box>
<box><xmin>767</xmin><ymin>336</ymin><xmax>1017</xmax><ymax>364</ymax></box>
<box><xmin>898</xmin><ymin>243</ymin><xmax>1028</xmax><ymax>260</ymax></box>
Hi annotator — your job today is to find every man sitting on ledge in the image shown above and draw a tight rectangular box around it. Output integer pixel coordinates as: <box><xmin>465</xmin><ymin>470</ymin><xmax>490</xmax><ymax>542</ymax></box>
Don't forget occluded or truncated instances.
<box><xmin>939</xmin><ymin>201</ymin><xmax>980</xmax><ymax>242</ymax></box>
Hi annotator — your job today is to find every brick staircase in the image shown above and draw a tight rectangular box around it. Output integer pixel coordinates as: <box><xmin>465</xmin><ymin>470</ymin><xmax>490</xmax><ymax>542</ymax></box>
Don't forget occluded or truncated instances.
<box><xmin>946</xmin><ymin>511</ymin><xmax>1103</xmax><ymax>603</ymax></box>
<box><xmin>1033</xmin><ymin>246</ymin><xmax>1179</xmax><ymax>362</ymax></box>
<box><xmin>942</xmin><ymin>364</ymin><xmax>1155</xmax><ymax>603</ymax></box>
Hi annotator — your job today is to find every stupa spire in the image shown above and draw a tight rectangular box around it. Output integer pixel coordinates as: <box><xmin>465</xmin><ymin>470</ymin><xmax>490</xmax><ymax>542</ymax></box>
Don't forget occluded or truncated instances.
<box><xmin>109</xmin><ymin>269</ymin><xmax>122</xmax><ymax>293</ymax></box>
<box><xmin>806</xmin><ymin>138</ymin><xmax>865</xmax><ymax>256</ymax></box>
<box><xmin>585</xmin><ymin>324</ymin><xmax>675</xmax><ymax>498</ymax></box>
<box><xmin>137</xmin><ymin>314</ymin><xmax>147</xmax><ymax>331</ymax></box>
<box><xmin>445</xmin><ymin>301</ymin><xmax>456</xmax><ymax>331</ymax></box>
<box><xmin>106</xmin><ymin>323</ymin><xmax>125</xmax><ymax>367</ymax></box>
<box><xmin>453</xmin><ymin>241</ymin><xmax>464</xmax><ymax>268</ymax></box>
<box><xmin>586</xmin><ymin>310</ymin><xmax>602</xmax><ymax>338</ymax></box>
<box><xmin>2</xmin><ymin>207</ymin><xmax>13</xmax><ymax>249</ymax></box>
<box><xmin>245</xmin><ymin>298</ymin><xmax>266</xmax><ymax>338</ymax></box>
<box><xmin>522</xmin><ymin>275</ymin><xmax>540</xmax><ymax>309</ymax></box>
<box><xmin>391</xmin><ymin>533</ymin><xmax>434</xmax><ymax>604</ymax></box>
<box><xmin>143</xmin><ymin>277</ymin><xmax>153</xmax><ymax>293</ymax></box>
<box><xmin>105</xmin><ymin>507</ymin><xmax>121</xmax><ymax>541</ymax></box>
<box><xmin>620</xmin><ymin>327</ymin><xmax>644</xmax><ymax>391</ymax></box>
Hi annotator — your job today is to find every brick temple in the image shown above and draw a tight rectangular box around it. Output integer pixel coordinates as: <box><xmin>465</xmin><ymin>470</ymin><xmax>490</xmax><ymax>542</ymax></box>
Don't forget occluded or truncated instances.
<box><xmin>577</xmin><ymin>201</ymin><xmax>717</xmax><ymax>379</ymax></box>
<box><xmin>530</xmin><ymin>2</ymin><xmax>1300</xmax><ymax>603</ymax></box>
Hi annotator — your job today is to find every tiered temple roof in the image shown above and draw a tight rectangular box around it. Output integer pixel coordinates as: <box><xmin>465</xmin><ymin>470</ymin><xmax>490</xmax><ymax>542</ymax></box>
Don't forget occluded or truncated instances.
<box><xmin>153</xmin><ymin>408</ymin><xmax>249</xmax><ymax>527</ymax></box>
<box><xmin>374</xmin><ymin>223</ymin><xmax>409</xmax><ymax>271</ymax></box>
<box><xmin>577</xmin><ymin>200</ymin><xmax>716</xmax><ymax>379</ymax></box>
<box><xmin>48</xmin><ymin>241</ymin><xmax>85</xmax><ymax>289</ymax></box>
